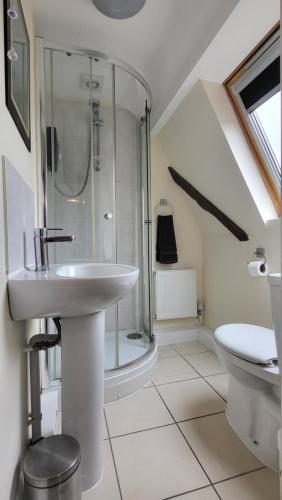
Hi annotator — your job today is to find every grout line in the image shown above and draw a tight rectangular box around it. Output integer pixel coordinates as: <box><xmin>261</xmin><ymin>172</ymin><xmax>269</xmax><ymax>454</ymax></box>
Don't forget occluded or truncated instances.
<box><xmin>212</xmin><ymin>466</ymin><xmax>266</xmax><ymax>486</ymax></box>
<box><xmin>176</xmin><ymin>410</ymin><xmax>226</xmax><ymax>425</ymax></box>
<box><xmin>169</xmin><ymin>344</ymin><xmax>187</xmax><ymax>356</ymax></box>
<box><xmin>173</xmin><ymin>348</ymin><xmax>228</xmax><ymax>403</ymax></box>
<box><xmin>165</xmin><ymin>466</ymin><xmax>269</xmax><ymax>500</ymax></box>
<box><xmin>109</xmin><ymin>422</ymin><xmax>175</xmax><ymax>440</ymax></box>
<box><xmin>103</xmin><ymin>409</ymin><xmax>124</xmax><ymax>500</ymax></box>
<box><xmin>154</xmin><ymin>384</ymin><xmax>213</xmax><ymax>486</ymax></box>
<box><xmin>172</xmin><ymin>345</ymin><xmax>210</xmax><ymax>356</ymax></box>
<box><xmin>161</xmin><ymin>484</ymin><xmax>215</xmax><ymax>500</ymax></box>
<box><xmin>106</xmin><ymin>410</ymin><xmax>227</xmax><ymax>441</ymax></box>
<box><xmin>202</xmin><ymin>377</ymin><xmax>228</xmax><ymax>403</ymax></box>
<box><xmin>212</xmin><ymin>484</ymin><xmax>222</xmax><ymax>499</ymax></box>
<box><xmin>158</xmin><ymin>344</ymin><xmax>183</xmax><ymax>358</ymax></box>
<box><xmin>153</xmin><ymin>375</ymin><xmax>202</xmax><ymax>387</ymax></box>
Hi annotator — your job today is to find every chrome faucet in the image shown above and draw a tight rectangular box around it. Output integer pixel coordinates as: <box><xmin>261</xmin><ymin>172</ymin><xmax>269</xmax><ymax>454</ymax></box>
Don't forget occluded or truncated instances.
<box><xmin>34</xmin><ymin>228</ymin><xmax>75</xmax><ymax>271</ymax></box>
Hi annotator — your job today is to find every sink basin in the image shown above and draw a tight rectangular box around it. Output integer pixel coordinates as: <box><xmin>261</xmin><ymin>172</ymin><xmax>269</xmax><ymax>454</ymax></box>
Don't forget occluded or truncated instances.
<box><xmin>8</xmin><ymin>263</ymin><xmax>139</xmax><ymax>320</ymax></box>
<box><xmin>9</xmin><ymin>262</ymin><xmax>139</xmax><ymax>492</ymax></box>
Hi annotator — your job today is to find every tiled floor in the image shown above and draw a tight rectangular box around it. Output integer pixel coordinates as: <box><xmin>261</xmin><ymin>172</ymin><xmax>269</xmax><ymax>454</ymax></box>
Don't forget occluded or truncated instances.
<box><xmin>83</xmin><ymin>341</ymin><xmax>280</xmax><ymax>500</ymax></box>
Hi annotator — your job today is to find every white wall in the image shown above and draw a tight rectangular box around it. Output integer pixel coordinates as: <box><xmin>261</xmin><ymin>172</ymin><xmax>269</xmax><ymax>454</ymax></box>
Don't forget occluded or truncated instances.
<box><xmin>151</xmin><ymin>136</ymin><xmax>203</xmax><ymax>330</ymax></box>
<box><xmin>204</xmin><ymin>221</ymin><xmax>280</xmax><ymax>329</ymax></box>
<box><xmin>157</xmin><ymin>80</ymin><xmax>280</xmax><ymax>331</ymax></box>
<box><xmin>0</xmin><ymin>1</ymin><xmax>37</xmax><ymax>498</ymax></box>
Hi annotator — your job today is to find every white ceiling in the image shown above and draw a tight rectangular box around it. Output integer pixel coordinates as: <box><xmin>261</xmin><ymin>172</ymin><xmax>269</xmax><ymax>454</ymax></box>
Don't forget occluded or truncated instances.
<box><xmin>32</xmin><ymin>0</ymin><xmax>239</xmax><ymax>126</ymax></box>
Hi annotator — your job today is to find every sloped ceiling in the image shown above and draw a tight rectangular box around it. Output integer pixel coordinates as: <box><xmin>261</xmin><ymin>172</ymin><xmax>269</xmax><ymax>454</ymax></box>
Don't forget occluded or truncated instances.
<box><xmin>31</xmin><ymin>0</ymin><xmax>239</xmax><ymax>126</ymax></box>
<box><xmin>158</xmin><ymin>80</ymin><xmax>269</xmax><ymax>239</ymax></box>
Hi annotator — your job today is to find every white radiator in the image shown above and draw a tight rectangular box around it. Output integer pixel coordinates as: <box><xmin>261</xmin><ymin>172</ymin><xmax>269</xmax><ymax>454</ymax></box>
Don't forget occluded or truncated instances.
<box><xmin>154</xmin><ymin>269</ymin><xmax>197</xmax><ymax>320</ymax></box>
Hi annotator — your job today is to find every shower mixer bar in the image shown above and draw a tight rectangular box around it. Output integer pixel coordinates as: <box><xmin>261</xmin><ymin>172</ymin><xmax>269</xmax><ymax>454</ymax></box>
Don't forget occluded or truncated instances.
<box><xmin>91</xmin><ymin>99</ymin><xmax>104</xmax><ymax>171</ymax></box>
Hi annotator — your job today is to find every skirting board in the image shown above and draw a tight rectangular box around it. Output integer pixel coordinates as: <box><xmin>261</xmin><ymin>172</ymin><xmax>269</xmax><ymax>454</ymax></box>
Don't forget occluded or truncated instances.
<box><xmin>154</xmin><ymin>325</ymin><xmax>216</xmax><ymax>352</ymax></box>
<box><xmin>197</xmin><ymin>326</ymin><xmax>216</xmax><ymax>353</ymax></box>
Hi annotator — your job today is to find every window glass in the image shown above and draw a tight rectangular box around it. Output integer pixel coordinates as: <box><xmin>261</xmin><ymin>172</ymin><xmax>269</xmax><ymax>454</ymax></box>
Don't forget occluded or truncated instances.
<box><xmin>253</xmin><ymin>90</ymin><xmax>281</xmax><ymax>167</ymax></box>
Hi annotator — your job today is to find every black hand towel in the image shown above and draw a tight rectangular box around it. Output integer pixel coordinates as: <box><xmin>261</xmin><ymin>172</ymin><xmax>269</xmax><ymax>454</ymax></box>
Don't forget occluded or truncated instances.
<box><xmin>156</xmin><ymin>215</ymin><xmax>178</xmax><ymax>264</ymax></box>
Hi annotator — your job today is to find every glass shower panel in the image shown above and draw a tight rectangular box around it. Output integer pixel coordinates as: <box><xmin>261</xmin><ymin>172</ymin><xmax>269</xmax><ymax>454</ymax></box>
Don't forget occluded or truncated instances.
<box><xmin>114</xmin><ymin>67</ymin><xmax>152</xmax><ymax>365</ymax></box>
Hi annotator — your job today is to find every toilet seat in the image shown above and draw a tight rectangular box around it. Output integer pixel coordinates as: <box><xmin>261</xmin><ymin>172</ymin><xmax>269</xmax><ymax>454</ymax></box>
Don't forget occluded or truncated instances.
<box><xmin>215</xmin><ymin>323</ymin><xmax>277</xmax><ymax>366</ymax></box>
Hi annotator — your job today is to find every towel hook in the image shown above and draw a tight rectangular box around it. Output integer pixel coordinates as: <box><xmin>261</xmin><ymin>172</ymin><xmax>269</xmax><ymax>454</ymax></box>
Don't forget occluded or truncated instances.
<box><xmin>156</xmin><ymin>198</ymin><xmax>174</xmax><ymax>216</ymax></box>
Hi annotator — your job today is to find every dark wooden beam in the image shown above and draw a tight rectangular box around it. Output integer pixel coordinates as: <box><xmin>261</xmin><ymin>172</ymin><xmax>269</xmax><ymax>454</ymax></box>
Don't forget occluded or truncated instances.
<box><xmin>168</xmin><ymin>166</ymin><xmax>249</xmax><ymax>242</ymax></box>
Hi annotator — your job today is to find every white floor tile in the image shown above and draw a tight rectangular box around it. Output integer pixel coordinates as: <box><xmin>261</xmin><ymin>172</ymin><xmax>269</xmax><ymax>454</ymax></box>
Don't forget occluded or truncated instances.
<box><xmin>173</xmin><ymin>341</ymin><xmax>210</xmax><ymax>355</ymax></box>
<box><xmin>215</xmin><ymin>468</ymin><xmax>280</xmax><ymax>500</ymax></box>
<box><xmin>176</xmin><ymin>486</ymin><xmax>219</xmax><ymax>499</ymax></box>
<box><xmin>105</xmin><ymin>387</ymin><xmax>173</xmax><ymax>437</ymax></box>
<box><xmin>152</xmin><ymin>356</ymin><xmax>199</xmax><ymax>385</ymax></box>
<box><xmin>158</xmin><ymin>344</ymin><xmax>180</xmax><ymax>358</ymax></box>
<box><xmin>184</xmin><ymin>352</ymin><xmax>227</xmax><ymax>376</ymax></box>
<box><xmin>82</xmin><ymin>441</ymin><xmax>120</xmax><ymax>500</ymax></box>
<box><xmin>204</xmin><ymin>373</ymin><xmax>229</xmax><ymax>400</ymax></box>
<box><xmin>179</xmin><ymin>413</ymin><xmax>262</xmax><ymax>482</ymax></box>
<box><xmin>111</xmin><ymin>425</ymin><xmax>209</xmax><ymax>500</ymax></box>
<box><xmin>158</xmin><ymin>378</ymin><xmax>225</xmax><ymax>421</ymax></box>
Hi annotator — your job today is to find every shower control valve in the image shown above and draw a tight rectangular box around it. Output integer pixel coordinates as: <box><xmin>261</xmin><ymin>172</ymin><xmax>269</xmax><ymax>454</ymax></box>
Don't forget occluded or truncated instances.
<box><xmin>104</xmin><ymin>213</ymin><xmax>113</xmax><ymax>220</ymax></box>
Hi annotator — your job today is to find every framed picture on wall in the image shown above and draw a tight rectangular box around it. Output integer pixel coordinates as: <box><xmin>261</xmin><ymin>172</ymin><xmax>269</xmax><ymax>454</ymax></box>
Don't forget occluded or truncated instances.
<box><xmin>3</xmin><ymin>0</ymin><xmax>31</xmax><ymax>151</ymax></box>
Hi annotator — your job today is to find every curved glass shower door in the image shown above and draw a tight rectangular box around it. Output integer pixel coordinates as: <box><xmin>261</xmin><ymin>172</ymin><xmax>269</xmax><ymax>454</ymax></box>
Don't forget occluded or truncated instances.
<box><xmin>43</xmin><ymin>47</ymin><xmax>153</xmax><ymax>381</ymax></box>
<box><xmin>44</xmin><ymin>50</ymin><xmax>116</xmax><ymax>265</ymax></box>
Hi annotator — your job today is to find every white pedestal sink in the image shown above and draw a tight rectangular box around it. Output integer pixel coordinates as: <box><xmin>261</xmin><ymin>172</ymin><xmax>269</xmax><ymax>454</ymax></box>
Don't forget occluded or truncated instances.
<box><xmin>8</xmin><ymin>263</ymin><xmax>139</xmax><ymax>492</ymax></box>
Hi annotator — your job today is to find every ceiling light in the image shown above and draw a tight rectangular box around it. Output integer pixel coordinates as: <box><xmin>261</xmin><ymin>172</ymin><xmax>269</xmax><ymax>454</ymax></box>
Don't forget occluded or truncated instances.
<box><xmin>93</xmin><ymin>0</ymin><xmax>146</xmax><ymax>19</ymax></box>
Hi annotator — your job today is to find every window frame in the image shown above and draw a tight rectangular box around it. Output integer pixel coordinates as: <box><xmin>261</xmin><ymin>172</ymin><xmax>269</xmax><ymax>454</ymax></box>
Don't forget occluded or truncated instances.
<box><xmin>225</xmin><ymin>23</ymin><xmax>281</xmax><ymax>216</ymax></box>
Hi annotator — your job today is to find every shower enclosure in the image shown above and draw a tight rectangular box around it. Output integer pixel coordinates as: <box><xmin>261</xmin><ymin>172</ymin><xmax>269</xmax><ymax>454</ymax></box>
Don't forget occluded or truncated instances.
<box><xmin>39</xmin><ymin>43</ymin><xmax>156</xmax><ymax>400</ymax></box>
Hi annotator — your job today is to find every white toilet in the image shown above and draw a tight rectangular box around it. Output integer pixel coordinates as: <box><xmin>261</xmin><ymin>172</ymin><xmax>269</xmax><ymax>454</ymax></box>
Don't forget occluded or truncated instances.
<box><xmin>214</xmin><ymin>273</ymin><xmax>281</xmax><ymax>471</ymax></box>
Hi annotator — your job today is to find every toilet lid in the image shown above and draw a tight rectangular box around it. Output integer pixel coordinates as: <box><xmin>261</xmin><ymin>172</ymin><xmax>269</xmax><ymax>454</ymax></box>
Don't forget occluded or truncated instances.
<box><xmin>215</xmin><ymin>324</ymin><xmax>277</xmax><ymax>365</ymax></box>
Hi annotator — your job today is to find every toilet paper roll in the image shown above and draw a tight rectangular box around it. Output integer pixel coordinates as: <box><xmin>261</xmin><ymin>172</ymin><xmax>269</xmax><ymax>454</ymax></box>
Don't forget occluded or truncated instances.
<box><xmin>248</xmin><ymin>260</ymin><xmax>269</xmax><ymax>277</ymax></box>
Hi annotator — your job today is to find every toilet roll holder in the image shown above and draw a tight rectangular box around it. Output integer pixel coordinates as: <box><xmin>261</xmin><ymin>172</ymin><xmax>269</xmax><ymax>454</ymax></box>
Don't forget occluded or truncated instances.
<box><xmin>247</xmin><ymin>247</ymin><xmax>267</xmax><ymax>274</ymax></box>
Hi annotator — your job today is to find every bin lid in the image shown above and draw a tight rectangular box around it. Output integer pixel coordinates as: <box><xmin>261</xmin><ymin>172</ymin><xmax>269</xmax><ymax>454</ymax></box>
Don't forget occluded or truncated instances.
<box><xmin>23</xmin><ymin>435</ymin><xmax>80</xmax><ymax>488</ymax></box>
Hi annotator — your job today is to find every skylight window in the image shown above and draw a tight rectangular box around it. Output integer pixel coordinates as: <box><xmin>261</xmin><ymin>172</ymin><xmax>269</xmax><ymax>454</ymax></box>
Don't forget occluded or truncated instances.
<box><xmin>225</xmin><ymin>27</ymin><xmax>281</xmax><ymax>214</ymax></box>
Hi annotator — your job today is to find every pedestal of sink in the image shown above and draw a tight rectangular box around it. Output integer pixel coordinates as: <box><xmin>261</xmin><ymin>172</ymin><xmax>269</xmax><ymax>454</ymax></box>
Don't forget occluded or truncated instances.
<box><xmin>61</xmin><ymin>312</ymin><xmax>105</xmax><ymax>492</ymax></box>
<box><xmin>8</xmin><ymin>263</ymin><xmax>139</xmax><ymax>492</ymax></box>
